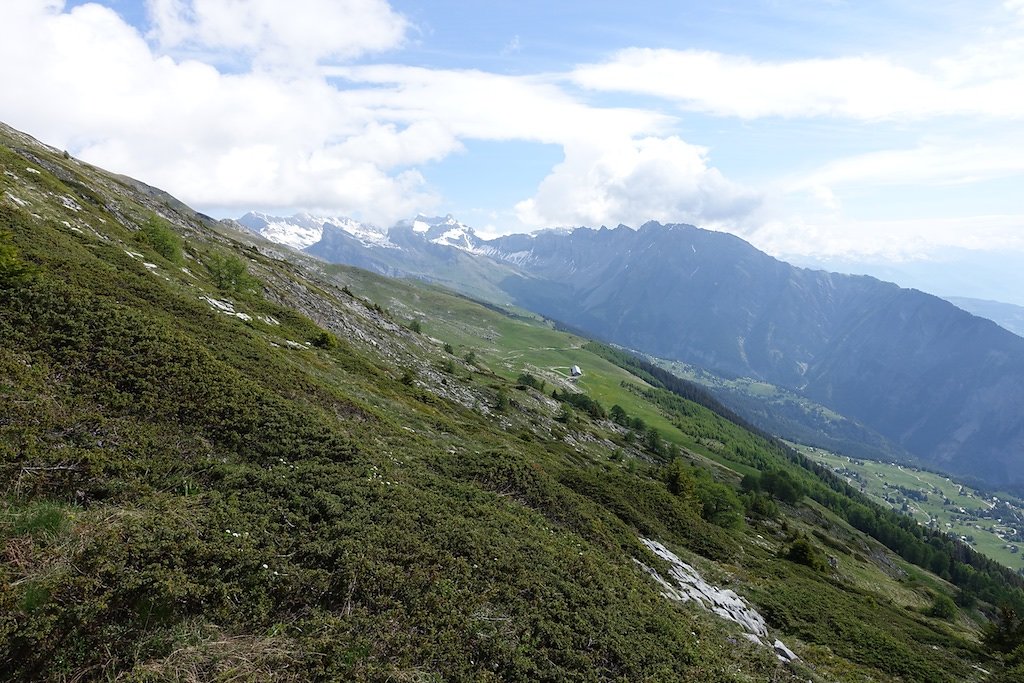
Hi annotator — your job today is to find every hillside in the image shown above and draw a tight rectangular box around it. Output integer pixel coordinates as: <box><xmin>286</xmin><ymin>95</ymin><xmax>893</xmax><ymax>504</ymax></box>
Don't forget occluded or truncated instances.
<box><xmin>649</xmin><ymin>357</ymin><xmax>911</xmax><ymax>464</ymax></box>
<box><xmin>242</xmin><ymin>215</ymin><xmax>1024</xmax><ymax>490</ymax></box>
<box><xmin>3</xmin><ymin>121</ymin><xmax>1024</xmax><ymax>681</ymax></box>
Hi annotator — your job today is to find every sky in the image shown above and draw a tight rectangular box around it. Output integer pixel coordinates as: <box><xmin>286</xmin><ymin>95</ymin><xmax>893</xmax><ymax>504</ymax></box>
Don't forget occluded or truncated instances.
<box><xmin>2</xmin><ymin>0</ymin><xmax>1023</xmax><ymax>303</ymax></box>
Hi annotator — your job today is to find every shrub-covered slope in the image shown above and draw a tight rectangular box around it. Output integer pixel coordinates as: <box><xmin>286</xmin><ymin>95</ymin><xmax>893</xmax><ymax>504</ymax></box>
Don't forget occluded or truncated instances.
<box><xmin>0</xmin><ymin>122</ymin><xmax>1019</xmax><ymax>681</ymax></box>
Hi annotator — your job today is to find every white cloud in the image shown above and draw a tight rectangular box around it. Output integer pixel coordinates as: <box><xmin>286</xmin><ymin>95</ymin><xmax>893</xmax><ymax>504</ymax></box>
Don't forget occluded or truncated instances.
<box><xmin>573</xmin><ymin>50</ymin><xmax>947</xmax><ymax>120</ymax></box>
<box><xmin>571</xmin><ymin>33</ymin><xmax>1024</xmax><ymax>121</ymax></box>
<box><xmin>324</xmin><ymin>65</ymin><xmax>762</xmax><ymax>229</ymax></box>
<box><xmin>325</xmin><ymin>65</ymin><xmax>669</xmax><ymax>145</ymax></box>
<box><xmin>147</xmin><ymin>0</ymin><xmax>409</xmax><ymax>67</ymax></box>
<box><xmin>748</xmin><ymin>214</ymin><xmax>1024</xmax><ymax>262</ymax></box>
<box><xmin>9</xmin><ymin>0</ymin><xmax>1013</xmax><ymax>263</ymax></box>
<box><xmin>514</xmin><ymin>136</ymin><xmax>761</xmax><ymax>229</ymax></box>
<box><xmin>0</xmin><ymin>1</ymin><xmax>437</xmax><ymax>225</ymax></box>
<box><xmin>0</xmin><ymin>2</ymin><xmax>756</xmax><ymax>230</ymax></box>
<box><xmin>788</xmin><ymin>141</ymin><xmax>1024</xmax><ymax>191</ymax></box>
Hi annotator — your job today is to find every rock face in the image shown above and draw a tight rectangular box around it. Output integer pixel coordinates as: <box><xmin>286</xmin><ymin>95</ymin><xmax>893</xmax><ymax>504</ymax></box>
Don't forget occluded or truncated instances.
<box><xmin>637</xmin><ymin>538</ymin><xmax>796</xmax><ymax>661</ymax></box>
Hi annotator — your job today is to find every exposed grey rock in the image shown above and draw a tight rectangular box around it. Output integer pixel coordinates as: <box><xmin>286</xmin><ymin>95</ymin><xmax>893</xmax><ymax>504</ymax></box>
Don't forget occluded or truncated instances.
<box><xmin>773</xmin><ymin>639</ymin><xmax>798</xmax><ymax>662</ymax></box>
<box><xmin>637</xmin><ymin>538</ymin><xmax>799</xmax><ymax>663</ymax></box>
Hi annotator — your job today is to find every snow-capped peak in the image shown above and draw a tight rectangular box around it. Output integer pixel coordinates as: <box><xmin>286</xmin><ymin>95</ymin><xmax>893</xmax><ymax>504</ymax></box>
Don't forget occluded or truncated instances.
<box><xmin>392</xmin><ymin>214</ymin><xmax>483</xmax><ymax>251</ymax></box>
<box><xmin>237</xmin><ymin>212</ymin><xmax>391</xmax><ymax>250</ymax></box>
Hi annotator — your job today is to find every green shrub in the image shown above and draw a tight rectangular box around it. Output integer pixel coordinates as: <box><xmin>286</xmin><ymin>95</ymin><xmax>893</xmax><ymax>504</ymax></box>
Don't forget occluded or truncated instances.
<box><xmin>928</xmin><ymin>593</ymin><xmax>957</xmax><ymax>620</ymax></box>
<box><xmin>783</xmin><ymin>535</ymin><xmax>828</xmax><ymax>571</ymax></box>
<box><xmin>310</xmin><ymin>330</ymin><xmax>337</xmax><ymax>349</ymax></box>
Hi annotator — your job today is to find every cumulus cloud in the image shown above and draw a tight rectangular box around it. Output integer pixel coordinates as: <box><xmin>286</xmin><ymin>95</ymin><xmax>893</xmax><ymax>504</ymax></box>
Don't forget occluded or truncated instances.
<box><xmin>0</xmin><ymin>2</ymin><xmax>756</xmax><ymax>230</ymax></box>
<box><xmin>514</xmin><ymin>136</ymin><xmax>761</xmax><ymax>229</ymax></box>
<box><xmin>0</xmin><ymin>1</ymin><xmax>439</xmax><ymax>225</ymax></box>
<box><xmin>324</xmin><ymin>66</ymin><xmax>762</xmax><ymax>229</ymax></box>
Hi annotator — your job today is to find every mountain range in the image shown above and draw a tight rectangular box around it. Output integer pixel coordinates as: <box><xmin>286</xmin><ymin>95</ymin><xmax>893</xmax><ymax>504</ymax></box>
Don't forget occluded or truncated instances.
<box><xmin>238</xmin><ymin>212</ymin><xmax>1024</xmax><ymax>488</ymax></box>
<box><xmin>13</xmin><ymin>119</ymin><xmax>1024</xmax><ymax>681</ymax></box>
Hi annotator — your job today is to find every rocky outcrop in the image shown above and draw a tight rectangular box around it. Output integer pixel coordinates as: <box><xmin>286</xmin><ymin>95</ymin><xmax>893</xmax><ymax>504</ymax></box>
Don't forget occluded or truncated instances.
<box><xmin>637</xmin><ymin>538</ymin><xmax>797</xmax><ymax>662</ymax></box>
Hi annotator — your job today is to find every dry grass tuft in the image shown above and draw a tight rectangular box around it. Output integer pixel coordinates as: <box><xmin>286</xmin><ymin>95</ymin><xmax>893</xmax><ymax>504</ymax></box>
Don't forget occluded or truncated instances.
<box><xmin>116</xmin><ymin>625</ymin><xmax>307</xmax><ymax>683</ymax></box>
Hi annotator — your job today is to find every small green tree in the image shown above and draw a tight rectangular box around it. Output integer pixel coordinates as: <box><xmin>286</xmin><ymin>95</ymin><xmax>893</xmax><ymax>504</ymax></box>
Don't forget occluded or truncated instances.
<box><xmin>0</xmin><ymin>229</ymin><xmax>33</xmax><ymax>288</ymax></box>
<box><xmin>696</xmin><ymin>480</ymin><xmax>744</xmax><ymax>529</ymax></box>
<box><xmin>742</xmin><ymin>491</ymin><xmax>779</xmax><ymax>520</ymax></box>
<box><xmin>495</xmin><ymin>388</ymin><xmax>510</xmax><ymax>412</ymax></box>
<box><xmin>663</xmin><ymin>458</ymin><xmax>695</xmax><ymax>500</ymax></box>
<box><xmin>138</xmin><ymin>217</ymin><xmax>182</xmax><ymax>262</ymax></box>
<box><xmin>408</xmin><ymin>319</ymin><xmax>422</xmax><ymax>334</ymax></box>
<box><xmin>643</xmin><ymin>425</ymin><xmax>664</xmax><ymax>457</ymax></box>
<box><xmin>206</xmin><ymin>253</ymin><xmax>256</xmax><ymax>293</ymax></box>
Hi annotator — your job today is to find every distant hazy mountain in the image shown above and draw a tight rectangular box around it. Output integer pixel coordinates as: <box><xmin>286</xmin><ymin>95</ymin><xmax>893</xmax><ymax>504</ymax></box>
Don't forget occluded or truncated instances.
<box><xmin>945</xmin><ymin>296</ymin><xmax>1024</xmax><ymax>338</ymax></box>
<box><xmin>483</xmin><ymin>222</ymin><xmax>1024</xmax><ymax>485</ymax></box>
<box><xmin>238</xmin><ymin>213</ymin><xmax>1024</xmax><ymax>487</ymax></box>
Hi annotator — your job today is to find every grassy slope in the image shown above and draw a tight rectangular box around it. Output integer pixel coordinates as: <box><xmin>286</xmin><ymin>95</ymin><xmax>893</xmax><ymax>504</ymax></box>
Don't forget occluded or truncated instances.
<box><xmin>0</xmin><ymin>123</ymin><xmax>1004</xmax><ymax>682</ymax></box>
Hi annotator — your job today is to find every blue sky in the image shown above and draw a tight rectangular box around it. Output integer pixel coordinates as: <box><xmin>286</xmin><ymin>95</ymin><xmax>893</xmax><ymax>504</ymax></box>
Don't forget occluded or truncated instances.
<box><xmin>3</xmin><ymin>0</ymin><xmax>1024</xmax><ymax>303</ymax></box>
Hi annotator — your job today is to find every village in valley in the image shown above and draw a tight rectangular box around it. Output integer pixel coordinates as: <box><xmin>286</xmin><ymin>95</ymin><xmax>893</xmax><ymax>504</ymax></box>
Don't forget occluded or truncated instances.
<box><xmin>800</xmin><ymin>446</ymin><xmax>1024</xmax><ymax>573</ymax></box>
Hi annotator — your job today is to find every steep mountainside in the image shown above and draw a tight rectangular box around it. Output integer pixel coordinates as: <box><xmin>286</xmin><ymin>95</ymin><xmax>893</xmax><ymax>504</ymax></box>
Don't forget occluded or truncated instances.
<box><xmin>6</xmin><ymin>121</ymin><xmax>1024</xmax><ymax>681</ymax></box>
<box><xmin>243</xmin><ymin>215</ymin><xmax>1024</xmax><ymax>488</ymax></box>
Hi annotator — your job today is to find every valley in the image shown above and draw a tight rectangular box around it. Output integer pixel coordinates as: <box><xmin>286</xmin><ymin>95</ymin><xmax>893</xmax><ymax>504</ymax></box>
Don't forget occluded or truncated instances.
<box><xmin>803</xmin><ymin>447</ymin><xmax>1024</xmax><ymax>573</ymax></box>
